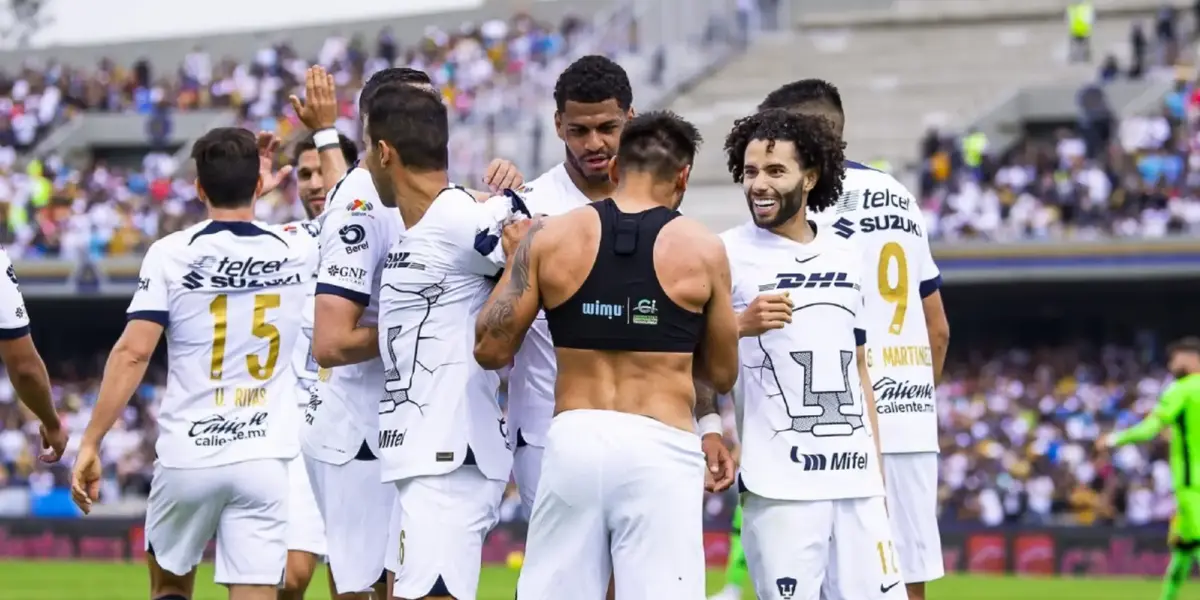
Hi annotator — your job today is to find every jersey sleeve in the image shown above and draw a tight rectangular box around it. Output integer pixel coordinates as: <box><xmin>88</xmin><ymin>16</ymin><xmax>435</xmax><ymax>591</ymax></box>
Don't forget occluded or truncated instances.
<box><xmin>916</xmin><ymin>221</ymin><xmax>942</xmax><ymax>299</ymax></box>
<box><xmin>1155</xmin><ymin>380</ymin><xmax>1189</xmax><ymax>422</ymax></box>
<box><xmin>853</xmin><ymin>294</ymin><xmax>868</xmax><ymax>347</ymax></box>
<box><xmin>0</xmin><ymin>250</ymin><xmax>29</xmax><ymax>339</ymax></box>
<box><xmin>127</xmin><ymin>242</ymin><xmax>170</xmax><ymax>327</ymax></box>
<box><xmin>469</xmin><ymin>189</ymin><xmax>532</xmax><ymax>276</ymax></box>
<box><xmin>315</xmin><ymin>208</ymin><xmax>384</xmax><ymax>306</ymax></box>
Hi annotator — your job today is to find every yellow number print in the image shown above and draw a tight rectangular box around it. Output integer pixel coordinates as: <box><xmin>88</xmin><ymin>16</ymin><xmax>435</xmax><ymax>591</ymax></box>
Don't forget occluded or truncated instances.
<box><xmin>208</xmin><ymin>293</ymin><xmax>282</xmax><ymax>382</ymax></box>
<box><xmin>877</xmin><ymin>242</ymin><xmax>908</xmax><ymax>335</ymax></box>
<box><xmin>876</xmin><ymin>540</ymin><xmax>899</xmax><ymax>574</ymax></box>
<box><xmin>398</xmin><ymin>529</ymin><xmax>406</xmax><ymax>565</ymax></box>
<box><xmin>209</xmin><ymin>295</ymin><xmax>228</xmax><ymax>380</ymax></box>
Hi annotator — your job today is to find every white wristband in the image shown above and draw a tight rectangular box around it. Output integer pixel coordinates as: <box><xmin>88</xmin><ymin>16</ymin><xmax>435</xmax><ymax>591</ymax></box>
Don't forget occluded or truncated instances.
<box><xmin>698</xmin><ymin>414</ymin><xmax>723</xmax><ymax>437</ymax></box>
<box><xmin>312</xmin><ymin>128</ymin><xmax>339</xmax><ymax>149</ymax></box>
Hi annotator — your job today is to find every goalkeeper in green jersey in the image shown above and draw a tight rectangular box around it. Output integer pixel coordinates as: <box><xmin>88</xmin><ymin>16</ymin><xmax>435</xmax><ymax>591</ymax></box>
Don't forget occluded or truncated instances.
<box><xmin>1102</xmin><ymin>337</ymin><xmax>1200</xmax><ymax>600</ymax></box>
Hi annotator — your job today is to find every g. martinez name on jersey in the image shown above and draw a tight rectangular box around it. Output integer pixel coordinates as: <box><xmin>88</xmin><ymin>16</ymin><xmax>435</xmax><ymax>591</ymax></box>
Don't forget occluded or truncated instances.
<box><xmin>182</xmin><ymin>256</ymin><xmax>304</xmax><ymax>290</ymax></box>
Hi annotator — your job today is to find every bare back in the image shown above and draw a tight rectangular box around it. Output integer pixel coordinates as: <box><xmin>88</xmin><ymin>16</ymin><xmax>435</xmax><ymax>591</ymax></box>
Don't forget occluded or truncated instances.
<box><xmin>535</xmin><ymin>198</ymin><xmax>736</xmax><ymax>432</ymax></box>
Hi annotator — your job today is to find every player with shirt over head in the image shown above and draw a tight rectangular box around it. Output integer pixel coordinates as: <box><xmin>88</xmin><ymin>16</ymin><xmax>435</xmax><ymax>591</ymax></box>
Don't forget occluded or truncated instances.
<box><xmin>474</xmin><ymin>111</ymin><xmax>739</xmax><ymax>600</ymax></box>
<box><xmin>365</xmin><ymin>83</ymin><xmax>523</xmax><ymax>600</ymax></box>
<box><xmin>721</xmin><ymin>109</ymin><xmax>905</xmax><ymax>600</ymax></box>
<box><xmin>506</xmin><ymin>54</ymin><xmax>635</xmax><ymax>516</ymax></box>
<box><xmin>70</xmin><ymin>127</ymin><xmax>319</xmax><ymax>600</ymax></box>
<box><xmin>758</xmin><ymin>79</ymin><xmax>950</xmax><ymax>600</ymax></box>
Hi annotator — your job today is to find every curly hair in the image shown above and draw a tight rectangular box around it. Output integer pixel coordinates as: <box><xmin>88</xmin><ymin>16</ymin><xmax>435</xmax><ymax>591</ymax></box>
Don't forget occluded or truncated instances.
<box><xmin>554</xmin><ymin>55</ymin><xmax>633</xmax><ymax>112</ymax></box>
<box><xmin>616</xmin><ymin>110</ymin><xmax>702</xmax><ymax>181</ymax></box>
<box><xmin>724</xmin><ymin>109</ymin><xmax>846</xmax><ymax>213</ymax></box>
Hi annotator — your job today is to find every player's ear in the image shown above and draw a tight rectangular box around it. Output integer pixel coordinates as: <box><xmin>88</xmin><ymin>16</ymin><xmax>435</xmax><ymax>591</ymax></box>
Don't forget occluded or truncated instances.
<box><xmin>554</xmin><ymin>112</ymin><xmax>564</xmax><ymax>141</ymax></box>
<box><xmin>801</xmin><ymin>167</ymin><xmax>818</xmax><ymax>194</ymax></box>
<box><xmin>253</xmin><ymin>174</ymin><xmax>264</xmax><ymax>200</ymax></box>
<box><xmin>607</xmin><ymin>157</ymin><xmax>621</xmax><ymax>186</ymax></box>
<box><xmin>677</xmin><ymin>164</ymin><xmax>691</xmax><ymax>190</ymax></box>
<box><xmin>193</xmin><ymin>179</ymin><xmax>207</xmax><ymax>204</ymax></box>
<box><xmin>626</xmin><ymin>106</ymin><xmax>636</xmax><ymax>119</ymax></box>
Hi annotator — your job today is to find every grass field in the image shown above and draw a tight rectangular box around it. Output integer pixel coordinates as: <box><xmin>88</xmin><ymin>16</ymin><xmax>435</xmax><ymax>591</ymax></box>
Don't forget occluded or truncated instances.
<box><xmin>0</xmin><ymin>561</ymin><xmax>1198</xmax><ymax>600</ymax></box>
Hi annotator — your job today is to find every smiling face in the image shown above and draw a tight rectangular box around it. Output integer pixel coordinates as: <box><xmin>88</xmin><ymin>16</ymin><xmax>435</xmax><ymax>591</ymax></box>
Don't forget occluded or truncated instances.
<box><xmin>294</xmin><ymin>148</ymin><xmax>326</xmax><ymax>217</ymax></box>
<box><xmin>739</xmin><ymin>138</ymin><xmax>816</xmax><ymax>229</ymax></box>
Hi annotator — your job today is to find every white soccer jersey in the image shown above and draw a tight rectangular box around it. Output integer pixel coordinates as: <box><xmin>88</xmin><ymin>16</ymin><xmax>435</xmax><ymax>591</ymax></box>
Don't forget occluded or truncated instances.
<box><xmin>812</xmin><ymin>161</ymin><xmax>942</xmax><ymax>454</ymax></box>
<box><xmin>284</xmin><ymin>220</ymin><xmax>323</xmax><ymax>404</ymax></box>
<box><xmin>723</xmin><ymin>220</ymin><xmax>882</xmax><ymax>502</ymax></box>
<box><xmin>301</xmin><ymin>168</ymin><xmax>405</xmax><ymax>465</ymax></box>
<box><xmin>376</xmin><ymin>186</ymin><xmax>520</xmax><ymax>484</ymax></box>
<box><xmin>0</xmin><ymin>249</ymin><xmax>30</xmax><ymax>340</ymax></box>
<box><xmin>127</xmin><ymin>220</ymin><xmax>318</xmax><ymax>469</ymax></box>
<box><xmin>507</xmin><ymin>163</ymin><xmax>591</xmax><ymax>447</ymax></box>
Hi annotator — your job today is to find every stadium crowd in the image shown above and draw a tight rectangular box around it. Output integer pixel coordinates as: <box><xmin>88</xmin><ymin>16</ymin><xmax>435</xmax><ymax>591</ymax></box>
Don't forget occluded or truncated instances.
<box><xmin>0</xmin><ymin>12</ymin><xmax>595</xmax><ymax>259</ymax></box>
<box><xmin>0</xmin><ymin>343</ymin><xmax>1183</xmax><ymax>527</ymax></box>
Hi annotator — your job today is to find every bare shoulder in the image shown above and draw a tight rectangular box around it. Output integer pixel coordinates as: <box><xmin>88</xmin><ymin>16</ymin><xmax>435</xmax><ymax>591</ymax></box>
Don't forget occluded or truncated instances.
<box><xmin>664</xmin><ymin>215</ymin><xmax>727</xmax><ymax>268</ymax></box>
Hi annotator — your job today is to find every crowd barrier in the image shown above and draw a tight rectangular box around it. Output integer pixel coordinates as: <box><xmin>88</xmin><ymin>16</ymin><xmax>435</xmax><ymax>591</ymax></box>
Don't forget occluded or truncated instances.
<box><xmin>0</xmin><ymin>518</ymin><xmax>1180</xmax><ymax>576</ymax></box>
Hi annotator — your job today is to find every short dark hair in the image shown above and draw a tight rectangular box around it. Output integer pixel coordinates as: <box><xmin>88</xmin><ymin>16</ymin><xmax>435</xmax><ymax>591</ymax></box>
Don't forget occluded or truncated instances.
<box><xmin>759</xmin><ymin>79</ymin><xmax>844</xmax><ymax>114</ymax></box>
<box><xmin>724</xmin><ymin>109</ymin><xmax>846</xmax><ymax>213</ymax></box>
<box><xmin>192</xmin><ymin>127</ymin><xmax>260</xmax><ymax>208</ymax></box>
<box><xmin>292</xmin><ymin>132</ymin><xmax>359</xmax><ymax>166</ymax></box>
<box><xmin>360</xmin><ymin>67</ymin><xmax>433</xmax><ymax>113</ymax></box>
<box><xmin>365</xmin><ymin>84</ymin><xmax>448</xmax><ymax>172</ymax></box>
<box><xmin>1168</xmin><ymin>337</ymin><xmax>1200</xmax><ymax>357</ymax></box>
<box><xmin>615</xmin><ymin>111</ymin><xmax>702</xmax><ymax>181</ymax></box>
<box><xmin>554</xmin><ymin>55</ymin><xmax>633</xmax><ymax>112</ymax></box>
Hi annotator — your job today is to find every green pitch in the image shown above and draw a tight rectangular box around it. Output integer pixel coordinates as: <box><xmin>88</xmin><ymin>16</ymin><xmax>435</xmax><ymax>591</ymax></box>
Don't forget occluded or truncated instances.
<box><xmin>0</xmin><ymin>561</ymin><xmax>1197</xmax><ymax>599</ymax></box>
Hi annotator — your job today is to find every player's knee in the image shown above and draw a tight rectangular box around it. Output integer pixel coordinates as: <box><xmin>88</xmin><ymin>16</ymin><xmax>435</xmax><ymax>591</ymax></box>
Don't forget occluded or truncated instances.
<box><xmin>282</xmin><ymin>558</ymin><xmax>316</xmax><ymax>591</ymax></box>
<box><xmin>905</xmin><ymin>582</ymin><xmax>926</xmax><ymax>600</ymax></box>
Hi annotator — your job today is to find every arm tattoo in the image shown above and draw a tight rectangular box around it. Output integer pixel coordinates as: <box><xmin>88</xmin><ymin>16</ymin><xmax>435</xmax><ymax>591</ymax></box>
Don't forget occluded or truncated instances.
<box><xmin>694</xmin><ymin>379</ymin><xmax>718</xmax><ymax>418</ymax></box>
<box><xmin>479</xmin><ymin>219</ymin><xmax>545</xmax><ymax>342</ymax></box>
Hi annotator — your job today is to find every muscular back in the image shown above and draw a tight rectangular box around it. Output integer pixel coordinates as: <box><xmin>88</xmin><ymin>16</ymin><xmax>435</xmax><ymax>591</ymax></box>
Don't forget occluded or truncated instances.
<box><xmin>534</xmin><ymin>203</ymin><xmax>737</xmax><ymax>432</ymax></box>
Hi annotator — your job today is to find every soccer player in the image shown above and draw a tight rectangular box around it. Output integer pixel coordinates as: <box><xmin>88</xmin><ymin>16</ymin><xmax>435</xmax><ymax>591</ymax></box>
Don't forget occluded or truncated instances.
<box><xmin>759</xmin><ymin>79</ymin><xmax>950</xmax><ymax>600</ymax></box>
<box><xmin>70</xmin><ymin>127</ymin><xmax>319</xmax><ymax>600</ymax></box>
<box><xmin>0</xmin><ymin>249</ymin><xmax>67</xmax><ymax>463</ymax></box>
<box><xmin>366</xmin><ymin>83</ymin><xmax>521</xmax><ymax>600</ymax></box>
<box><xmin>721</xmin><ymin>109</ymin><xmax>904</xmax><ymax>600</ymax></box>
<box><xmin>278</xmin><ymin>130</ymin><xmax>357</xmax><ymax>600</ymax></box>
<box><xmin>300</xmin><ymin>68</ymin><xmax>429</xmax><ymax>600</ymax></box>
<box><xmin>474</xmin><ymin>110</ymin><xmax>739</xmax><ymax>600</ymax></box>
<box><xmin>506</xmin><ymin>54</ymin><xmax>634</xmax><ymax>516</ymax></box>
<box><xmin>1101</xmin><ymin>337</ymin><xmax>1200</xmax><ymax>600</ymax></box>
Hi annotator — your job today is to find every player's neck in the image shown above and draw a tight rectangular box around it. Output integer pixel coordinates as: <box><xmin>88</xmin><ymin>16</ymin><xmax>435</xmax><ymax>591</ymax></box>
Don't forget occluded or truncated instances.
<box><xmin>768</xmin><ymin>210</ymin><xmax>816</xmax><ymax>244</ymax></box>
<box><xmin>396</xmin><ymin>170</ymin><xmax>450</xmax><ymax>229</ymax></box>
<box><xmin>612</xmin><ymin>172</ymin><xmax>676</xmax><ymax>212</ymax></box>
<box><xmin>564</xmin><ymin>160</ymin><xmax>616</xmax><ymax>202</ymax></box>
<box><xmin>208</xmin><ymin>206</ymin><xmax>256</xmax><ymax>222</ymax></box>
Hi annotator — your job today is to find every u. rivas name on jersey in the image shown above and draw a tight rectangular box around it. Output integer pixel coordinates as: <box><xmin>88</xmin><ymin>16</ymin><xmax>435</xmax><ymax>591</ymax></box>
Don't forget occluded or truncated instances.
<box><xmin>873</xmin><ymin>376</ymin><xmax>935</xmax><ymax>414</ymax></box>
<box><xmin>188</xmin><ymin>412</ymin><xmax>268</xmax><ymax>446</ymax></box>
<box><xmin>182</xmin><ymin>256</ymin><xmax>301</xmax><ymax>290</ymax></box>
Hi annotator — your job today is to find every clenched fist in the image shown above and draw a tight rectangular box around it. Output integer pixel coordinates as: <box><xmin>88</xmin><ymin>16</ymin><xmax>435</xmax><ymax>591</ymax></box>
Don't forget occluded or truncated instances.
<box><xmin>738</xmin><ymin>292</ymin><xmax>793</xmax><ymax>337</ymax></box>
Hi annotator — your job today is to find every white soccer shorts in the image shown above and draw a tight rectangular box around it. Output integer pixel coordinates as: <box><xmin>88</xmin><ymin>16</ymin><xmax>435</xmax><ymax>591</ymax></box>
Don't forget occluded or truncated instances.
<box><xmin>743</xmin><ymin>493</ymin><xmax>906</xmax><ymax>600</ymax></box>
<box><xmin>516</xmin><ymin>410</ymin><xmax>707</xmax><ymax>600</ymax></box>
<box><xmin>512</xmin><ymin>442</ymin><xmax>544</xmax><ymax>516</ymax></box>
<box><xmin>390</xmin><ymin>465</ymin><xmax>505</xmax><ymax>600</ymax></box>
<box><xmin>882</xmin><ymin>452</ymin><xmax>944</xmax><ymax>583</ymax></box>
<box><xmin>304</xmin><ymin>454</ymin><xmax>395</xmax><ymax>594</ymax></box>
<box><xmin>285</xmin><ymin>453</ymin><xmax>326</xmax><ymax>556</ymax></box>
<box><xmin>144</xmin><ymin>458</ymin><xmax>287</xmax><ymax>585</ymax></box>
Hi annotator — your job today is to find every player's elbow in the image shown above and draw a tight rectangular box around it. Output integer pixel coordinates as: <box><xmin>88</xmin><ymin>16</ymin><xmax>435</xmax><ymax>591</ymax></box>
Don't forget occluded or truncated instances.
<box><xmin>702</xmin><ymin>356</ymin><xmax>738</xmax><ymax>396</ymax></box>
<box><xmin>927</xmin><ymin>317</ymin><xmax>950</xmax><ymax>348</ymax></box>
<box><xmin>473</xmin><ymin>338</ymin><xmax>513</xmax><ymax>371</ymax></box>
<box><xmin>312</xmin><ymin>336</ymin><xmax>346</xmax><ymax>370</ymax></box>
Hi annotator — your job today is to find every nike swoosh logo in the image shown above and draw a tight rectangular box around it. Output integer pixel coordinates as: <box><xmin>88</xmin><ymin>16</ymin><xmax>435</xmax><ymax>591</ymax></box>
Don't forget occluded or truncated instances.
<box><xmin>881</xmin><ymin>581</ymin><xmax>900</xmax><ymax>593</ymax></box>
<box><xmin>795</xmin><ymin>255</ymin><xmax>819</xmax><ymax>264</ymax></box>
